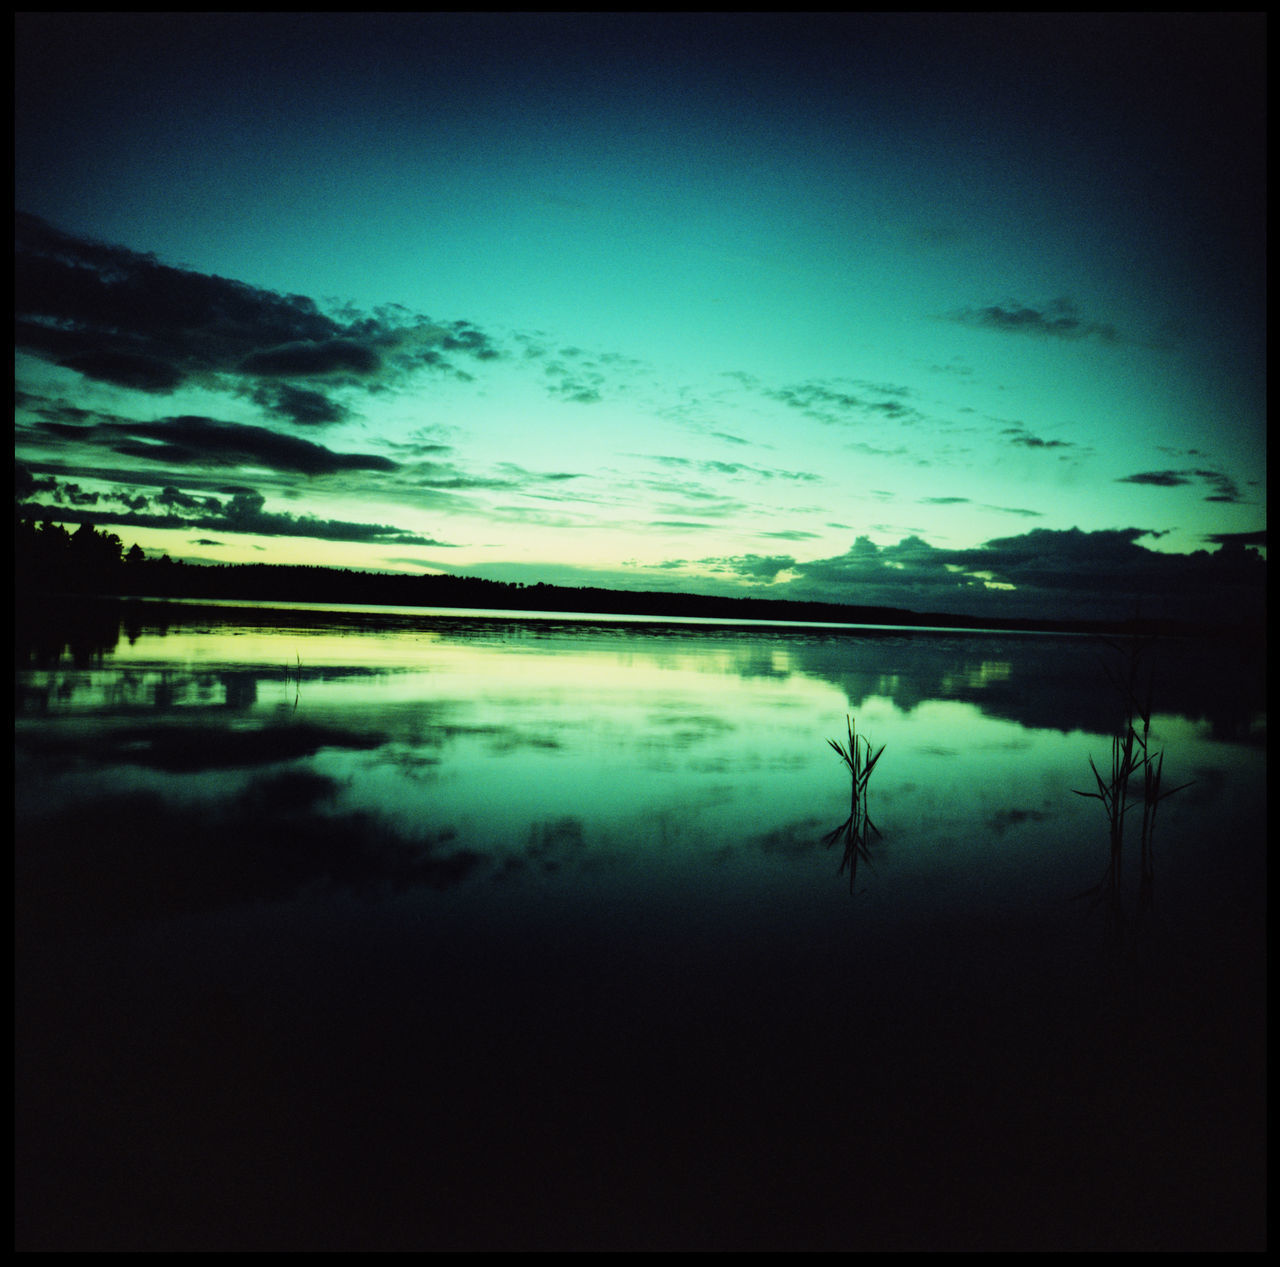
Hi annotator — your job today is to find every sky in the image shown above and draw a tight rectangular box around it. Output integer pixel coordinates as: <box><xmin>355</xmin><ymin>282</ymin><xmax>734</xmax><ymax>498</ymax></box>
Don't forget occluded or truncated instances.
<box><xmin>14</xmin><ymin>12</ymin><xmax>1267</xmax><ymax>623</ymax></box>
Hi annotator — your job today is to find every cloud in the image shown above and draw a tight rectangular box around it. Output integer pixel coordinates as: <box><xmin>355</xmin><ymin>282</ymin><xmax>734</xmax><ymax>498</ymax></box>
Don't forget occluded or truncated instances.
<box><xmin>54</xmin><ymin>349</ymin><xmax>187</xmax><ymax>392</ymax></box>
<box><xmin>15</xmin><ymin>465</ymin><xmax>54</xmax><ymax>500</ymax></box>
<box><xmin>1003</xmin><ymin>428</ymin><xmax>1074</xmax><ymax>450</ymax></box>
<box><xmin>493</xmin><ymin>462</ymin><xmax>583</xmax><ymax>485</ymax></box>
<box><xmin>1118</xmin><ymin>470</ymin><xmax>1191</xmax><ymax>488</ymax></box>
<box><xmin>14</xmin><ymin>213</ymin><xmax>503</xmax><ymax>401</ymax></box>
<box><xmin>35</xmin><ymin>413</ymin><xmax>397</xmax><ymax>477</ymax></box>
<box><xmin>240</xmin><ymin>339</ymin><xmax>381</xmax><ymax>377</ymax></box>
<box><xmin>436</xmin><ymin>321</ymin><xmax>500</xmax><ymax>360</ymax></box>
<box><xmin>916</xmin><ymin>495</ymin><xmax>1043</xmax><ymax>519</ymax></box>
<box><xmin>15</xmin><ymin>466</ymin><xmax>102</xmax><ymax>506</ymax></box>
<box><xmin>543</xmin><ymin>358</ymin><xmax>605</xmax><ymax>403</ymax></box>
<box><xmin>927</xmin><ymin>358</ymin><xmax>975</xmax><ymax>377</ymax></box>
<box><xmin>555</xmin><ymin>385</ymin><xmax>602</xmax><ymax>404</ymax></box>
<box><xmin>18</xmin><ymin>480</ymin><xmax>451</xmax><ymax>547</ymax></box>
<box><xmin>760</xmin><ymin>526</ymin><xmax>1265</xmax><ymax>624</ymax></box>
<box><xmin>947</xmin><ymin>298</ymin><xmax>1136</xmax><ymax>350</ymax></box>
<box><xmin>156</xmin><ymin>485</ymin><xmax>234</xmax><ymax>514</ymax></box>
<box><xmin>645</xmin><ymin>454</ymin><xmax>820</xmax><ymax>483</ymax></box>
<box><xmin>374</xmin><ymin>460</ymin><xmax>587</xmax><ymax>507</ymax></box>
<box><xmin>384</xmin><ymin>434</ymin><xmax>454</xmax><ymax>460</ymax></box>
<box><xmin>762</xmin><ymin>379</ymin><xmax>924</xmax><ymax>426</ymax></box>
<box><xmin>1205</xmin><ymin>529</ymin><xmax>1266</xmax><ymax>551</ymax></box>
<box><xmin>702</xmin><ymin>553</ymin><xmax>798</xmax><ymax>582</ymax></box>
<box><xmin>16</xmin><ymin>213</ymin><xmax>341</xmax><ymax>389</ymax></box>
<box><xmin>250</xmin><ymin>383</ymin><xmax>349</xmax><ymax>426</ymax></box>
<box><xmin>646</xmin><ymin>483</ymin><xmax>751</xmax><ymax>519</ymax></box>
<box><xmin>950</xmin><ymin>297</ymin><xmax>1122</xmax><ymax>343</ymax></box>
<box><xmin>1118</xmin><ymin>468</ymin><xmax>1244</xmax><ymax>503</ymax></box>
<box><xmin>1193</xmin><ymin>469</ymin><xmax>1243</xmax><ymax>503</ymax></box>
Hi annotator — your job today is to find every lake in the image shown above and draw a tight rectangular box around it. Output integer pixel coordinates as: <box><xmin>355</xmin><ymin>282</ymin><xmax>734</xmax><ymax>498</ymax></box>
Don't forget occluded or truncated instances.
<box><xmin>14</xmin><ymin>598</ymin><xmax>1267</xmax><ymax>1250</ymax></box>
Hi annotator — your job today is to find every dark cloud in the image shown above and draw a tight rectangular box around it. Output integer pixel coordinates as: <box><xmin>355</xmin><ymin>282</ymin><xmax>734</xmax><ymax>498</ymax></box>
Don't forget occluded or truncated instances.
<box><xmin>950</xmin><ymin>528</ymin><xmax>1158</xmax><ymax>591</ymax></box>
<box><xmin>375</xmin><ymin>460</ymin><xmax>585</xmax><ymax>502</ymax></box>
<box><xmin>15</xmin><ymin>464</ymin><xmax>53</xmax><ymax>500</ymax></box>
<box><xmin>14</xmin><ymin>464</ymin><xmax>105</xmax><ymax>508</ymax></box>
<box><xmin>951</xmin><ymin>297</ymin><xmax>1123</xmax><ymax>343</ymax></box>
<box><xmin>158</xmin><ymin>485</ymin><xmax>225</xmax><ymax>512</ymax></box>
<box><xmin>440</xmin><ymin>323</ymin><xmax>500</xmax><ymax>359</ymax></box>
<box><xmin>15</xmin><ymin>213</ymin><xmax>339</xmax><ymax>389</ymax></box>
<box><xmin>703</xmin><ymin>553</ymin><xmax>797</xmax><ymax>582</ymax></box>
<box><xmin>251</xmin><ymin>383</ymin><xmax>348</xmax><ymax>426</ymax></box>
<box><xmin>56</xmin><ymin>349</ymin><xmax>186</xmax><ymax>392</ymax></box>
<box><xmin>919</xmin><ymin>498</ymin><xmax>1047</xmax><ymax>521</ymax></box>
<box><xmin>35</xmin><ymin>413</ymin><xmax>396</xmax><ymax>477</ymax></box>
<box><xmin>1205</xmin><ymin>529</ymin><xmax>1266</xmax><ymax>550</ymax></box>
<box><xmin>756</xmin><ymin>526</ymin><xmax>1265</xmax><ymax>624</ymax></box>
<box><xmin>55</xmin><ymin>482</ymin><xmax>99</xmax><ymax>506</ymax></box>
<box><xmin>1118</xmin><ymin>468</ymin><xmax>1244</xmax><ymax>503</ymax></box>
<box><xmin>1118</xmin><ymin>470</ymin><xmax>1191</xmax><ymax>488</ymax></box>
<box><xmin>1004</xmin><ymin>429</ymin><xmax>1074</xmax><ymax>450</ymax></box>
<box><xmin>1193</xmin><ymin>469</ymin><xmax>1243</xmax><ymax>504</ymax></box>
<box><xmin>240</xmin><ymin>339</ymin><xmax>381</xmax><ymax>377</ymax></box>
<box><xmin>17</xmin><ymin>482</ymin><xmax>451</xmax><ymax>548</ymax></box>
<box><xmin>14</xmin><ymin>213</ymin><xmax>502</xmax><ymax>400</ymax></box>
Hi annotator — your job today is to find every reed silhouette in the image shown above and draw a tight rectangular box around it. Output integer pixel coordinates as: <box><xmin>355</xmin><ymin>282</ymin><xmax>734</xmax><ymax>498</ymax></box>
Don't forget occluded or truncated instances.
<box><xmin>822</xmin><ymin>715</ymin><xmax>884</xmax><ymax>892</ymax></box>
<box><xmin>284</xmin><ymin>651</ymin><xmax>301</xmax><ymax>712</ymax></box>
<box><xmin>1072</xmin><ymin>638</ymin><xmax>1192</xmax><ymax>942</ymax></box>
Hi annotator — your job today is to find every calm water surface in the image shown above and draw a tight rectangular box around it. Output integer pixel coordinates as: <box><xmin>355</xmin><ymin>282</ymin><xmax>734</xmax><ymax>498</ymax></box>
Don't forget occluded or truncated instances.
<box><xmin>15</xmin><ymin>600</ymin><xmax>1267</xmax><ymax>1250</ymax></box>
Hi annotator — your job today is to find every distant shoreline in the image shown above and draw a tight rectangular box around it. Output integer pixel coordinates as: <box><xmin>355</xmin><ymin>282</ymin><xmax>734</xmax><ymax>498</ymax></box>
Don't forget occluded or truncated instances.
<box><xmin>62</xmin><ymin>593</ymin><xmax>1105</xmax><ymax>639</ymax></box>
<box><xmin>15</xmin><ymin>568</ymin><xmax>1252</xmax><ymax>641</ymax></box>
<box><xmin>16</xmin><ymin>522</ymin><xmax>1263</xmax><ymax>641</ymax></box>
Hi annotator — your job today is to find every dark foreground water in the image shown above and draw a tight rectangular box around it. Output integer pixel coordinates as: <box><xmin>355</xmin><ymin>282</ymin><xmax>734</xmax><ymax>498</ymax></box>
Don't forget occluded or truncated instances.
<box><xmin>15</xmin><ymin>599</ymin><xmax>1267</xmax><ymax>1249</ymax></box>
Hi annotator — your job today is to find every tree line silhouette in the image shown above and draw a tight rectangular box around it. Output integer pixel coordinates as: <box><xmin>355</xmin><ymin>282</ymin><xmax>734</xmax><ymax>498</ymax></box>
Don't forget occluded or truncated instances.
<box><xmin>15</xmin><ymin>516</ymin><xmax>180</xmax><ymax>596</ymax></box>
<box><xmin>12</xmin><ymin>515</ymin><xmax>1242</xmax><ymax>638</ymax></box>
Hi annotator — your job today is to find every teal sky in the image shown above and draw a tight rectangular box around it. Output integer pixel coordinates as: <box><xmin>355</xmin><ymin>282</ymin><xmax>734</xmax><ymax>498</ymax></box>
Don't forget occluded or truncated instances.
<box><xmin>15</xmin><ymin>13</ymin><xmax>1266</xmax><ymax>622</ymax></box>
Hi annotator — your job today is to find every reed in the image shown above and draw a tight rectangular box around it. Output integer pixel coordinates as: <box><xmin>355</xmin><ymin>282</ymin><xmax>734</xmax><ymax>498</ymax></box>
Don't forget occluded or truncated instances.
<box><xmin>822</xmin><ymin>715</ymin><xmax>885</xmax><ymax>893</ymax></box>
<box><xmin>1072</xmin><ymin>638</ymin><xmax>1192</xmax><ymax>939</ymax></box>
<box><xmin>284</xmin><ymin>651</ymin><xmax>301</xmax><ymax>711</ymax></box>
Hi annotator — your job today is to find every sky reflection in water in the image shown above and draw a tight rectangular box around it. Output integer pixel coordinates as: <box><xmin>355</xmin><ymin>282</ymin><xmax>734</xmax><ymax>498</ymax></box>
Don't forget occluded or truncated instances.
<box><xmin>16</xmin><ymin>603</ymin><xmax>1265</xmax><ymax>936</ymax></box>
<box><xmin>15</xmin><ymin>602</ymin><xmax>1267</xmax><ymax>1250</ymax></box>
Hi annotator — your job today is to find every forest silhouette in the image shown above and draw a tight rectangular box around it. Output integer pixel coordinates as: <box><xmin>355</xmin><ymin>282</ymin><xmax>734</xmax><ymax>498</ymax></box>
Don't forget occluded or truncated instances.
<box><xmin>12</xmin><ymin>515</ymin><xmax>1248</xmax><ymax>639</ymax></box>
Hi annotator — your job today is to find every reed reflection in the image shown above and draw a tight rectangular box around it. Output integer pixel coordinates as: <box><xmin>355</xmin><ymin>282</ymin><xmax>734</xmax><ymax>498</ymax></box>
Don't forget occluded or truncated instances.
<box><xmin>821</xmin><ymin>715</ymin><xmax>885</xmax><ymax>893</ymax></box>
<box><xmin>1071</xmin><ymin>639</ymin><xmax>1194</xmax><ymax>946</ymax></box>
